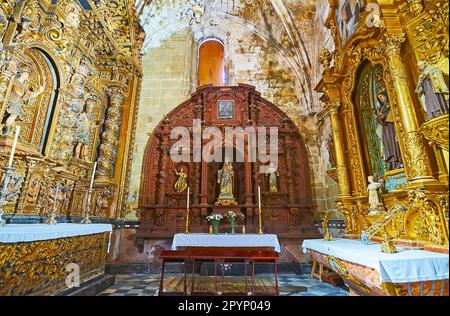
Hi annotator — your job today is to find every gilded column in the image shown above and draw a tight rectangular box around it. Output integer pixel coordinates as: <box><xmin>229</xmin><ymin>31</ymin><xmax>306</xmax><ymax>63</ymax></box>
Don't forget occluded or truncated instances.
<box><xmin>383</xmin><ymin>33</ymin><xmax>434</xmax><ymax>182</ymax></box>
<box><xmin>97</xmin><ymin>86</ymin><xmax>126</xmax><ymax>178</ymax></box>
<box><xmin>328</xmin><ymin>102</ymin><xmax>351</xmax><ymax>197</ymax></box>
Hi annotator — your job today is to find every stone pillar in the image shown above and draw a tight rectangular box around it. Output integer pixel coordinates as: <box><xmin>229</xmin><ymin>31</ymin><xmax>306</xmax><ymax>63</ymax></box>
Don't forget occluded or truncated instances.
<box><xmin>328</xmin><ymin>102</ymin><xmax>351</xmax><ymax>197</ymax></box>
<box><xmin>383</xmin><ymin>33</ymin><xmax>435</xmax><ymax>182</ymax></box>
<box><xmin>97</xmin><ymin>86</ymin><xmax>126</xmax><ymax>178</ymax></box>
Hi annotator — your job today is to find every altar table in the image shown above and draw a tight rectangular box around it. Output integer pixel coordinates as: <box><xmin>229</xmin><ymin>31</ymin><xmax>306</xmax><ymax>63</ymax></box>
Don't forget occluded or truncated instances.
<box><xmin>171</xmin><ymin>233</ymin><xmax>281</xmax><ymax>253</ymax></box>
<box><xmin>161</xmin><ymin>234</ymin><xmax>281</xmax><ymax>296</ymax></box>
<box><xmin>302</xmin><ymin>239</ymin><xmax>449</xmax><ymax>296</ymax></box>
<box><xmin>0</xmin><ymin>224</ymin><xmax>112</xmax><ymax>296</ymax></box>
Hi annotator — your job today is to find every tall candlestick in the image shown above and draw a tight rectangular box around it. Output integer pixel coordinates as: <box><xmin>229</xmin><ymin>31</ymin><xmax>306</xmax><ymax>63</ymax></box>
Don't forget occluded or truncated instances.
<box><xmin>187</xmin><ymin>187</ymin><xmax>190</xmax><ymax>209</ymax></box>
<box><xmin>7</xmin><ymin>126</ymin><xmax>20</xmax><ymax>168</ymax></box>
<box><xmin>185</xmin><ymin>187</ymin><xmax>190</xmax><ymax>234</ymax></box>
<box><xmin>81</xmin><ymin>162</ymin><xmax>97</xmax><ymax>224</ymax></box>
<box><xmin>258</xmin><ymin>186</ymin><xmax>263</xmax><ymax>235</ymax></box>
<box><xmin>258</xmin><ymin>186</ymin><xmax>261</xmax><ymax>209</ymax></box>
<box><xmin>89</xmin><ymin>162</ymin><xmax>97</xmax><ymax>191</ymax></box>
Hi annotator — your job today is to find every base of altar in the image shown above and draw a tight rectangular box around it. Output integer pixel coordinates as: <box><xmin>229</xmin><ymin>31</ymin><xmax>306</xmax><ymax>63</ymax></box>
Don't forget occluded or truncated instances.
<box><xmin>0</xmin><ymin>224</ymin><xmax>112</xmax><ymax>296</ymax></box>
<box><xmin>302</xmin><ymin>239</ymin><xmax>449</xmax><ymax>296</ymax></box>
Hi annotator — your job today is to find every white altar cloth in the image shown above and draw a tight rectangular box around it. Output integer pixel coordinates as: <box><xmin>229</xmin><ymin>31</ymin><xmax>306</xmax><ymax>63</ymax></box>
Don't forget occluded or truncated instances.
<box><xmin>172</xmin><ymin>234</ymin><xmax>281</xmax><ymax>253</ymax></box>
<box><xmin>302</xmin><ymin>239</ymin><xmax>449</xmax><ymax>284</ymax></box>
<box><xmin>0</xmin><ymin>224</ymin><xmax>113</xmax><ymax>244</ymax></box>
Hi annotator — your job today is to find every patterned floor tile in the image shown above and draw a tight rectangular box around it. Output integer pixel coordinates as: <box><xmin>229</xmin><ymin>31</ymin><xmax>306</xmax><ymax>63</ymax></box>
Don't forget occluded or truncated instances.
<box><xmin>98</xmin><ymin>274</ymin><xmax>349</xmax><ymax>296</ymax></box>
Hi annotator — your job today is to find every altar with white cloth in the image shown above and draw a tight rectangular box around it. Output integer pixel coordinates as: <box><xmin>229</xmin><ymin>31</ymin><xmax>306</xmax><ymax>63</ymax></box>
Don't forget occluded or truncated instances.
<box><xmin>159</xmin><ymin>233</ymin><xmax>281</xmax><ymax>296</ymax></box>
<box><xmin>302</xmin><ymin>238</ymin><xmax>449</xmax><ymax>296</ymax></box>
<box><xmin>172</xmin><ymin>233</ymin><xmax>281</xmax><ymax>253</ymax></box>
<box><xmin>0</xmin><ymin>224</ymin><xmax>112</xmax><ymax>296</ymax></box>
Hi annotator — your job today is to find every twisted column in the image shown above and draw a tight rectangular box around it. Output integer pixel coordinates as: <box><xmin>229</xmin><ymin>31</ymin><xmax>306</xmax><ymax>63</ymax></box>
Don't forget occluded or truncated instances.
<box><xmin>97</xmin><ymin>87</ymin><xmax>126</xmax><ymax>178</ymax></box>
<box><xmin>383</xmin><ymin>33</ymin><xmax>434</xmax><ymax>182</ymax></box>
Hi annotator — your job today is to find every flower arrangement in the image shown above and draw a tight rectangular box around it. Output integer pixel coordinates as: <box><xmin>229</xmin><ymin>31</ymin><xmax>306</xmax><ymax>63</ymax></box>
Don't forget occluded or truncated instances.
<box><xmin>225</xmin><ymin>211</ymin><xmax>245</xmax><ymax>234</ymax></box>
<box><xmin>207</xmin><ymin>214</ymin><xmax>223</xmax><ymax>222</ymax></box>
<box><xmin>207</xmin><ymin>213</ymin><xmax>223</xmax><ymax>234</ymax></box>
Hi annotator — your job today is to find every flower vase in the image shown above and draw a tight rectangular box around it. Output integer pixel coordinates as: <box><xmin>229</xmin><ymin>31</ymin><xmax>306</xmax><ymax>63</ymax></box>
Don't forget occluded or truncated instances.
<box><xmin>213</xmin><ymin>221</ymin><xmax>220</xmax><ymax>234</ymax></box>
<box><xmin>230</xmin><ymin>221</ymin><xmax>236</xmax><ymax>234</ymax></box>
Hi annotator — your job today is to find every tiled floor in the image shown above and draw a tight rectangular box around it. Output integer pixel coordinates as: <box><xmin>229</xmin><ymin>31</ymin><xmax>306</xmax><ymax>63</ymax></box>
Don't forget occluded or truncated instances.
<box><xmin>98</xmin><ymin>274</ymin><xmax>349</xmax><ymax>296</ymax></box>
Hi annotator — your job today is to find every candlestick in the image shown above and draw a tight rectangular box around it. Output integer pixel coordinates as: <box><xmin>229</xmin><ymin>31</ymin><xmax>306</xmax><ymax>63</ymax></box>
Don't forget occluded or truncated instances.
<box><xmin>258</xmin><ymin>186</ymin><xmax>261</xmax><ymax>209</ymax></box>
<box><xmin>187</xmin><ymin>187</ymin><xmax>190</xmax><ymax>209</ymax></box>
<box><xmin>46</xmin><ymin>184</ymin><xmax>62</xmax><ymax>225</ymax></box>
<box><xmin>89</xmin><ymin>162</ymin><xmax>97</xmax><ymax>190</ymax></box>
<box><xmin>81</xmin><ymin>162</ymin><xmax>97</xmax><ymax>224</ymax></box>
<box><xmin>185</xmin><ymin>187</ymin><xmax>190</xmax><ymax>234</ymax></box>
<box><xmin>7</xmin><ymin>126</ymin><xmax>20</xmax><ymax>168</ymax></box>
<box><xmin>258</xmin><ymin>186</ymin><xmax>263</xmax><ymax>235</ymax></box>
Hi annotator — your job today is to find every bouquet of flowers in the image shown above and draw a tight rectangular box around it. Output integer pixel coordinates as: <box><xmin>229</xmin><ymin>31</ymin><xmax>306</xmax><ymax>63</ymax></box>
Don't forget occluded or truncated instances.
<box><xmin>225</xmin><ymin>211</ymin><xmax>245</xmax><ymax>234</ymax></box>
<box><xmin>207</xmin><ymin>214</ymin><xmax>223</xmax><ymax>222</ymax></box>
<box><xmin>207</xmin><ymin>213</ymin><xmax>223</xmax><ymax>234</ymax></box>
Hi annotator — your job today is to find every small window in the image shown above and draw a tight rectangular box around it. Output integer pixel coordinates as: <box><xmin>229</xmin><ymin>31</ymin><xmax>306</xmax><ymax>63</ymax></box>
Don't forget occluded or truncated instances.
<box><xmin>198</xmin><ymin>40</ymin><xmax>226</xmax><ymax>86</ymax></box>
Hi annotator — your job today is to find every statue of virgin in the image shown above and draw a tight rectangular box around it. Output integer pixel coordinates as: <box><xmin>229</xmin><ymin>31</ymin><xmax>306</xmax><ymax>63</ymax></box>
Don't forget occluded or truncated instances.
<box><xmin>217</xmin><ymin>157</ymin><xmax>235</xmax><ymax>201</ymax></box>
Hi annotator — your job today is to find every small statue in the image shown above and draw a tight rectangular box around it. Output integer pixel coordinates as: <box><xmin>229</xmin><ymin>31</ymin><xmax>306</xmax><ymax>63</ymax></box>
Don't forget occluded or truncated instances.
<box><xmin>2</xmin><ymin>69</ymin><xmax>45</xmax><ymax>136</ymax></box>
<box><xmin>64</xmin><ymin>3</ymin><xmax>81</xmax><ymax>29</ymax></box>
<box><xmin>415</xmin><ymin>61</ymin><xmax>449</xmax><ymax>119</ymax></box>
<box><xmin>367</xmin><ymin>176</ymin><xmax>384</xmax><ymax>215</ymax></box>
<box><xmin>319</xmin><ymin>47</ymin><xmax>332</xmax><ymax>69</ymax></box>
<box><xmin>326</xmin><ymin>134</ymin><xmax>336</xmax><ymax>168</ymax></box>
<box><xmin>73</xmin><ymin>97</ymin><xmax>100</xmax><ymax>160</ymax></box>
<box><xmin>216</xmin><ymin>157</ymin><xmax>236</xmax><ymax>205</ymax></box>
<box><xmin>380</xmin><ymin>227</ymin><xmax>397</xmax><ymax>254</ymax></box>
<box><xmin>174</xmin><ymin>168</ymin><xmax>188</xmax><ymax>193</ymax></box>
<box><xmin>322</xmin><ymin>212</ymin><xmax>334</xmax><ymax>241</ymax></box>
<box><xmin>266</xmin><ymin>162</ymin><xmax>279</xmax><ymax>193</ymax></box>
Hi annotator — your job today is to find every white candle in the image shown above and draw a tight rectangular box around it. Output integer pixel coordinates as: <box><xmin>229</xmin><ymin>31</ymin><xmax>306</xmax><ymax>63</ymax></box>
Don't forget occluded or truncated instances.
<box><xmin>89</xmin><ymin>162</ymin><xmax>97</xmax><ymax>191</ymax></box>
<box><xmin>258</xmin><ymin>186</ymin><xmax>261</xmax><ymax>209</ymax></box>
<box><xmin>7</xmin><ymin>126</ymin><xmax>20</xmax><ymax>168</ymax></box>
<box><xmin>187</xmin><ymin>187</ymin><xmax>190</xmax><ymax>209</ymax></box>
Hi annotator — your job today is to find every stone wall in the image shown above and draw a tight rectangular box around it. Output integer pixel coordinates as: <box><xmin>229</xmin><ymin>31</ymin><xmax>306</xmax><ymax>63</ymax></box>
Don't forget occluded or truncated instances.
<box><xmin>127</xmin><ymin>30</ymin><xmax>197</xmax><ymax>220</ymax></box>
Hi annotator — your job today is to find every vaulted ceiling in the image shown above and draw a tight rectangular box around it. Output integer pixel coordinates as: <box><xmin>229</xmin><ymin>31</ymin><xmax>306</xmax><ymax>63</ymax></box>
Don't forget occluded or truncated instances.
<box><xmin>135</xmin><ymin>0</ymin><xmax>330</xmax><ymax>113</ymax></box>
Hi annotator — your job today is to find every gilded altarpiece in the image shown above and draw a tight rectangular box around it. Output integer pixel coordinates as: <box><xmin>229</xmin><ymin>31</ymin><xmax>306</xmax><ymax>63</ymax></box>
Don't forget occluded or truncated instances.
<box><xmin>136</xmin><ymin>85</ymin><xmax>320</xmax><ymax>252</ymax></box>
<box><xmin>316</xmin><ymin>0</ymin><xmax>449</xmax><ymax>250</ymax></box>
<box><xmin>0</xmin><ymin>0</ymin><xmax>144</xmax><ymax>222</ymax></box>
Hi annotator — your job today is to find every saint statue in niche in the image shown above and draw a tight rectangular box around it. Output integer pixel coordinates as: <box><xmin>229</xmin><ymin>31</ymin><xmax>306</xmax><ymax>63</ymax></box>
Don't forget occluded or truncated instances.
<box><xmin>2</xmin><ymin>68</ymin><xmax>45</xmax><ymax>136</ymax></box>
<box><xmin>326</xmin><ymin>134</ymin><xmax>337</xmax><ymax>168</ymax></box>
<box><xmin>376</xmin><ymin>91</ymin><xmax>403</xmax><ymax>171</ymax></box>
<box><xmin>367</xmin><ymin>176</ymin><xmax>384</xmax><ymax>215</ymax></box>
<box><xmin>216</xmin><ymin>157</ymin><xmax>237</xmax><ymax>205</ymax></box>
<box><xmin>266</xmin><ymin>162</ymin><xmax>279</xmax><ymax>193</ymax></box>
<box><xmin>415</xmin><ymin>61</ymin><xmax>449</xmax><ymax>120</ymax></box>
<box><xmin>73</xmin><ymin>97</ymin><xmax>100</xmax><ymax>160</ymax></box>
<box><xmin>174</xmin><ymin>168</ymin><xmax>188</xmax><ymax>193</ymax></box>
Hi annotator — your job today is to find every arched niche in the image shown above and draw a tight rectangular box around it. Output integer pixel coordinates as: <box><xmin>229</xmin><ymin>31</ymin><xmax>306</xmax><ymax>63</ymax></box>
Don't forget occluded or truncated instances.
<box><xmin>352</xmin><ymin>61</ymin><xmax>407</xmax><ymax>190</ymax></box>
<box><xmin>1</xmin><ymin>47</ymin><xmax>60</xmax><ymax>155</ymax></box>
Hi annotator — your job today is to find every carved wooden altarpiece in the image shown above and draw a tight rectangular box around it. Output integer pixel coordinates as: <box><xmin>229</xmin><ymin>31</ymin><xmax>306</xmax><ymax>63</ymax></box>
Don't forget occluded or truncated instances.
<box><xmin>136</xmin><ymin>84</ymin><xmax>319</xmax><ymax>251</ymax></box>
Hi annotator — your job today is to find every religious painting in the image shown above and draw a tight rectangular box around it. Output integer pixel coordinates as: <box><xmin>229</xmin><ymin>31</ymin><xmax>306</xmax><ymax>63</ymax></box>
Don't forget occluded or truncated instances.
<box><xmin>336</xmin><ymin>0</ymin><xmax>363</xmax><ymax>45</ymax></box>
<box><xmin>217</xmin><ymin>100</ymin><xmax>235</xmax><ymax>119</ymax></box>
<box><xmin>354</xmin><ymin>62</ymin><xmax>406</xmax><ymax>190</ymax></box>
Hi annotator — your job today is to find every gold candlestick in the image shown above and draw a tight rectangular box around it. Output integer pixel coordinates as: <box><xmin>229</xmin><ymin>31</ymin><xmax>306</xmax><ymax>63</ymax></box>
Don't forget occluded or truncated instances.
<box><xmin>257</xmin><ymin>186</ymin><xmax>263</xmax><ymax>235</ymax></box>
<box><xmin>258</xmin><ymin>207</ymin><xmax>263</xmax><ymax>235</ymax></box>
